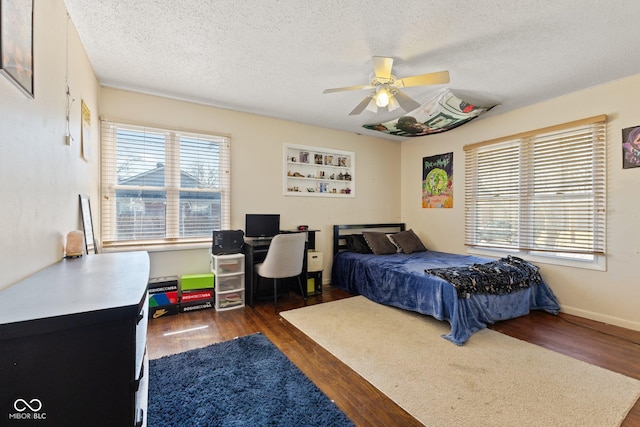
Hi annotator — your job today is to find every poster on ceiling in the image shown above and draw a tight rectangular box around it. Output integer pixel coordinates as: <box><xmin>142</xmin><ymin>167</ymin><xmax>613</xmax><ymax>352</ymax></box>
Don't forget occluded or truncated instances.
<box><xmin>363</xmin><ymin>89</ymin><xmax>494</xmax><ymax>137</ymax></box>
<box><xmin>423</xmin><ymin>152</ymin><xmax>453</xmax><ymax>209</ymax></box>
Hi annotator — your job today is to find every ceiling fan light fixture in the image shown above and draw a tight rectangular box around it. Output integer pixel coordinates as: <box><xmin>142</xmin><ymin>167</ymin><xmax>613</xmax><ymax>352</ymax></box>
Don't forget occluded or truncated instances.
<box><xmin>387</xmin><ymin>95</ymin><xmax>400</xmax><ymax>112</ymax></box>
<box><xmin>324</xmin><ymin>56</ymin><xmax>449</xmax><ymax>115</ymax></box>
<box><xmin>375</xmin><ymin>86</ymin><xmax>390</xmax><ymax>108</ymax></box>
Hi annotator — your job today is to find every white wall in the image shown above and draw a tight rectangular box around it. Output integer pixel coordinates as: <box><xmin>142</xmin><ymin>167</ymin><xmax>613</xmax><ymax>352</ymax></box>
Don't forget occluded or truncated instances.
<box><xmin>401</xmin><ymin>74</ymin><xmax>640</xmax><ymax>331</ymax></box>
<box><xmin>99</xmin><ymin>88</ymin><xmax>402</xmax><ymax>279</ymax></box>
<box><xmin>0</xmin><ymin>0</ymin><xmax>100</xmax><ymax>290</ymax></box>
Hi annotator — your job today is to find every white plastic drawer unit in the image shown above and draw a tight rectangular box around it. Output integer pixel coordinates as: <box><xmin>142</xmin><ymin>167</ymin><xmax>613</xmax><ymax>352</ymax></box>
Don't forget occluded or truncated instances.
<box><xmin>216</xmin><ymin>275</ymin><xmax>242</xmax><ymax>292</ymax></box>
<box><xmin>211</xmin><ymin>253</ymin><xmax>246</xmax><ymax>311</ymax></box>
<box><xmin>211</xmin><ymin>253</ymin><xmax>244</xmax><ymax>274</ymax></box>
<box><xmin>215</xmin><ymin>290</ymin><xmax>245</xmax><ymax>311</ymax></box>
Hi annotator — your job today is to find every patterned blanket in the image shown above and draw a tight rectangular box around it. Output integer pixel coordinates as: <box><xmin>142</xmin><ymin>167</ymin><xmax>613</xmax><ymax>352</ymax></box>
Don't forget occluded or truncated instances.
<box><xmin>425</xmin><ymin>256</ymin><xmax>543</xmax><ymax>299</ymax></box>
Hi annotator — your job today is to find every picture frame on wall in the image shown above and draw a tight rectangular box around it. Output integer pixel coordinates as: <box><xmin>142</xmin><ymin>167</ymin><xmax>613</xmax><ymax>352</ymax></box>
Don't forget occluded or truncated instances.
<box><xmin>422</xmin><ymin>152</ymin><xmax>453</xmax><ymax>208</ymax></box>
<box><xmin>0</xmin><ymin>0</ymin><xmax>34</xmax><ymax>98</ymax></box>
<box><xmin>622</xmin><ymin>125</ymin><xmax>640</xmax><ymax>169</ymax></box>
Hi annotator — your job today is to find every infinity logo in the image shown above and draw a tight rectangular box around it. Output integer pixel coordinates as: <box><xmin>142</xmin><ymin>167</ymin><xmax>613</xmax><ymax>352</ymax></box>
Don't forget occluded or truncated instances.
<box><xmin>14</xmin><ymin>398</ymin><xmax>42</xmax><ymax>412</ymax></box>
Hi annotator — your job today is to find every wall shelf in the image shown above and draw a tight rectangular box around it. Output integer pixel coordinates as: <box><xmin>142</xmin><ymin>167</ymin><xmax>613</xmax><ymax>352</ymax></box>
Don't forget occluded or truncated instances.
<box><xmin>284</xmin><ymin>143</ymin><xmax>355</xmax><ymax>197</ymax></box>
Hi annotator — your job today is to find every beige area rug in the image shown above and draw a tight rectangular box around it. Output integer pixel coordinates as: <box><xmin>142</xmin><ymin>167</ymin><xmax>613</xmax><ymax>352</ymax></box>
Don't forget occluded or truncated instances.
<box><xmin>281</xmin><ymin>296</ymin><xmax>640</xmax><ymax>427</ymax></box>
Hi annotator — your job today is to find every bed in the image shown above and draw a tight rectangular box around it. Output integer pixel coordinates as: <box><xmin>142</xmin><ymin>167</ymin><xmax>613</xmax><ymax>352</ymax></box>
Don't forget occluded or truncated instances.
<box><xmin>331</xmin><ymin>223</ymin><xmax>561</xmax><ymax>345</ymax></box>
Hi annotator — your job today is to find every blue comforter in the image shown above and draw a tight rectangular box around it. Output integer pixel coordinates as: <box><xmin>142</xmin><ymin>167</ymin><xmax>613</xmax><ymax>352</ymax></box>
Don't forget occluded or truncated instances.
<box><xmin>331</xmin><ymin>251</ymin><xmax>560</xmax><ymax>345</ymax></box>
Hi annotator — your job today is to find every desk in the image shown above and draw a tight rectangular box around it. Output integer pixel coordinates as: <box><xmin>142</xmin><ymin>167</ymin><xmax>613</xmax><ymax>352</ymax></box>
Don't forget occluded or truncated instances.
<box><xmin>243</xmin><ymin>240</ymin><xmax>271</xmax><ymax>307</ymax></box>
<box><xmin>243</xmin><ymin>231</ymin><xmax>316</xmax><ymax>307</ymax></box>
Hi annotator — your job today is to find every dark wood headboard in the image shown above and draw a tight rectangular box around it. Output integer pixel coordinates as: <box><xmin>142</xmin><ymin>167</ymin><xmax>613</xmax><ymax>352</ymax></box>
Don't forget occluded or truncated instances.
<box><xmin>333</xmin><ymin>223</ymin><xmax>406</xmax><ymax>256</ymax></box>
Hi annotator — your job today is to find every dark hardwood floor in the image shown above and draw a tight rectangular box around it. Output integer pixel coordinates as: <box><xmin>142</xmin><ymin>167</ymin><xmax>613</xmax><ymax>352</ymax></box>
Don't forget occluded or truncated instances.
<box><xmin>147</xmin><ymin>285</ymin><xmax>640</xmax><ymax>427</ymax></box>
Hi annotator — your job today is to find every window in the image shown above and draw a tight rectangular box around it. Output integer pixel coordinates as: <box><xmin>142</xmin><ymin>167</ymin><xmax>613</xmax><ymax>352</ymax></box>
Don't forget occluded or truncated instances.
<box><xmin>464</xmin><ymin>115</ymin><xmax>606</xmax><ymax>264</ymax></box>
<box><xmin>101</xmin><ymin>120</ymin><xmax>230</xmax><ymax>248</ymax></box>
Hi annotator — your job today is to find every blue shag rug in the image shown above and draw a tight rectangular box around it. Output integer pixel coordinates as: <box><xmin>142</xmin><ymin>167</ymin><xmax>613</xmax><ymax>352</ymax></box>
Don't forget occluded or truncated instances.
<box><xmin>147</xmin><ymin>333</ymin><xmax>354</xmax><ymax>426</ymax></box>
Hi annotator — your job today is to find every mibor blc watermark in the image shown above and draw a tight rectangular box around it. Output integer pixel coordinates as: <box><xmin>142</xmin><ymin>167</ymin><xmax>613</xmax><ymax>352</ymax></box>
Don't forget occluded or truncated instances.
<box><xmin>8</xmin><ymin>398</ymin><xmax>46</xmax><ymax>421</ymax></box>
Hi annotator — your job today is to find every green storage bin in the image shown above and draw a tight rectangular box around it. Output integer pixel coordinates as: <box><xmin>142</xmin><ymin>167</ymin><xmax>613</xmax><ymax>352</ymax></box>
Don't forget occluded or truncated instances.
<box><xmin>181</xmin><ymin>273</ymin><xmax>214</xmax><ymax>291</ymax></box>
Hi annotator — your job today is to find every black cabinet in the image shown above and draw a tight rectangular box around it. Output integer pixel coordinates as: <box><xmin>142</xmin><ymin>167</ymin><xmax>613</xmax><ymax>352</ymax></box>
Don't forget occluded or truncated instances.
<box><xmin>0</xmin><ymin>252</ymin><xmax>150</xmax><ymax>426</ymax></box>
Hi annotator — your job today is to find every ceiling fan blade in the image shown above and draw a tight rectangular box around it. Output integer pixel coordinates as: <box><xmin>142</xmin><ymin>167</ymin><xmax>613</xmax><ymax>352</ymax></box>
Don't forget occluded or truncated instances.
<box><xmin>372</xmin><ymin>56</ymin><xmax>393</xmax><ymax>80</ymax></box>
<box><xmin>349</xmin><ymin>95</ymin><xmax>374</xmax><ymax>115</ymax></box>
<box><xmin>397</xmin><ymin>70</ymin><xmax>450</xmax><ymax>88</ymax></box>
<box><xmin>392</xmin><ymin>90</ymin><xmax>421</xmax><ymax>112</ymax></box>
<box><xmin>323</xmin><ymin>84</ymin><xmax>372</xmax><ymax>93</ymax></box>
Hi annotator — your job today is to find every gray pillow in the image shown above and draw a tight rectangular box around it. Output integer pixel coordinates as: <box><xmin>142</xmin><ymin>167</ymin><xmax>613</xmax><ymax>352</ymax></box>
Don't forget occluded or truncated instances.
<box><xmin>390</xmin><ymin>229</ymin><xmax>427</xmax><ymax>254</ymax></box>
<box><xmin>363</xmin><ymin>232</ymin><xmax>397</xmax><ymax>255</ymax></box>
<box><xmin>346</xmin><ymin>234</ymin><xmax>372</xmax><ymax>254</ymax></box>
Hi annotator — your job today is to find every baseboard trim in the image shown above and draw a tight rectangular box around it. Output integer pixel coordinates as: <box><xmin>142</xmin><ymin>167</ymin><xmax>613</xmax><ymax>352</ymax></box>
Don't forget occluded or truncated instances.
<box><xmin>560</xmin><ymin>305</ymin><xmax>640</xmax><ymax>332</ymax></box>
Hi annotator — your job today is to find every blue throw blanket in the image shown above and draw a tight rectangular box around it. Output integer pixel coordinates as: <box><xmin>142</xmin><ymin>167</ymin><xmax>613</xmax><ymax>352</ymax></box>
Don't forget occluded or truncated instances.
<box><xmin>425</xmin><ymin>256</ymin><xmax>542</xmax><ymax>299</ymax></box>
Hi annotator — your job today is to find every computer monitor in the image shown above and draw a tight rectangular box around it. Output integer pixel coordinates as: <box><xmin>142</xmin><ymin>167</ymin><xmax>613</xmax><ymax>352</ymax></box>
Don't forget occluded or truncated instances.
<box><xmin>245</xmin><ymin>214</ymin><xmax>280</xmax><ymax>239</ymax></box>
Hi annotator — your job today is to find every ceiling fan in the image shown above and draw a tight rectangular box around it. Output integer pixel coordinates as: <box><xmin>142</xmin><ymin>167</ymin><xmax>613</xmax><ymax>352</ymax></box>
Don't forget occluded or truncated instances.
<box><xmin>323</xmin><ymin>56</ymin><xmax>450</xmax><ymax>115</ymax></box>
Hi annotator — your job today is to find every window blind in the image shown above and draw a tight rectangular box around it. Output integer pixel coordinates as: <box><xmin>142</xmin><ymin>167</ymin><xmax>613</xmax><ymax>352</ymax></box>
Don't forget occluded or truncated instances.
<box><xmin>464</xmin><ymin>115</ymin><xmax>606</xmax><ymax>256</ymax></box>
<box><xmin>100</xmin><ymin>119</ymin><xmax>231</xmax><ymax>248</ymax></box>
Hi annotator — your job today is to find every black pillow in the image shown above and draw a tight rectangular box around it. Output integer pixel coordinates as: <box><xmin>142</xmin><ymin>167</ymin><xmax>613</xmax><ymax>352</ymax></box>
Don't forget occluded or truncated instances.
<box><xmin>346</xmin><ymin>234</ymin><xmax>372</xmax><ymax>254</ymax></box>
<box><xmin>390</xmin><ymin>229</ymin><xmax>427</xmax><ymax>254</ymax></box>
<box><xmin>362</xmin><ymin>232</ymin><xmax>398</xmax><ymax>255</ymax></box>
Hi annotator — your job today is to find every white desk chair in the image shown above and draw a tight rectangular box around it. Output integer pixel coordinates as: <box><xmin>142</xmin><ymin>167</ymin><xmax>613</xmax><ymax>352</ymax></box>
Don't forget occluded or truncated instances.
<box><xmin>254</xmin><ymin>233</ymin><xmax>307</xmax><ymax>314</ymax></box>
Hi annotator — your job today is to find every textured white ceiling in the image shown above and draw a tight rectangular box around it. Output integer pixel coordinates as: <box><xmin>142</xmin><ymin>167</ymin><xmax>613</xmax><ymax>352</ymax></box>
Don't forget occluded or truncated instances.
<box><xmin>63</xmin><ymin>0</ymin><xmax>640</xmax><ymax>141</ymax></box>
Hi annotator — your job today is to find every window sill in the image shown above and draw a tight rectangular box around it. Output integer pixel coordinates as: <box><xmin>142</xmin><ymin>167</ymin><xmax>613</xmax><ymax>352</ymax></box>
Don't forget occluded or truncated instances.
<box><xmin>467</xmin><ymin>247</ymin><xmax>606</xmax><ymax>271</ymax></box>
<box><xmin>101</xmin><ymin>242</ymin><xmax>211</xmax><ymax>254</ymax></box>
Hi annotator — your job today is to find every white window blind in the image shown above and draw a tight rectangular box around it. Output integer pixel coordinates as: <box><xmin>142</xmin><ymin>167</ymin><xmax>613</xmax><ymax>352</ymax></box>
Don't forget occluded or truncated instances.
<box><xmin>464</xmin><ymin>115</ymin><xmax>606</xmax><ymax>257</ymax></box>
<box><xmin>100</xmin><ymin>119</ymin><xmax>231</xmax><ymax>248</ymax></box>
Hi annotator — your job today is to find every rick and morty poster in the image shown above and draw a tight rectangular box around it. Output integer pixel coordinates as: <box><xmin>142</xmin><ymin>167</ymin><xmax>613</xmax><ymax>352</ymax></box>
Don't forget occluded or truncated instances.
<box><xmin>423</xmin><ymin>152</ymin><xmax>453</xmax><ymax>208</ymax></box>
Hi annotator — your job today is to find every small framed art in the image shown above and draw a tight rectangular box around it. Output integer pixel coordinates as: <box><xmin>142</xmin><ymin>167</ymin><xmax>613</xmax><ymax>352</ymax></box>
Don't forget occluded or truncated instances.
<box><xmin>0</xmin><ymin>0</ymin><xmax>34</xmax><ymax>98</ymax></box>
<box><xmin>622</xmin><ymin>125</ymin><xmax>640</xmax><ymax>169</ymax></box>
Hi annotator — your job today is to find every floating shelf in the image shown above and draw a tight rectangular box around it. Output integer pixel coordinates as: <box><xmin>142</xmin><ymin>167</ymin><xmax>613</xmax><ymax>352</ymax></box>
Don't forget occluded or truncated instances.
<box><xmin>284</xmin><ymin>143</ymin><xmax>355</xmax><ymax>197</ymax></box>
